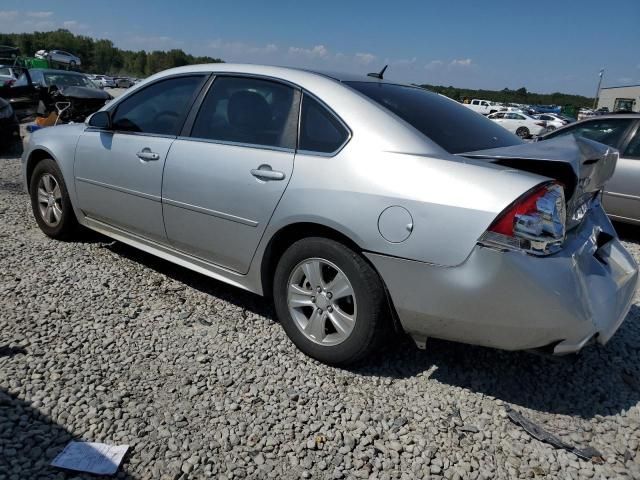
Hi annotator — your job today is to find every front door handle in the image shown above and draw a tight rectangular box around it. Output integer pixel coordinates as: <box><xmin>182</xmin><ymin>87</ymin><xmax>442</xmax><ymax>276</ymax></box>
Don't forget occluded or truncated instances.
<box><xmin>136</xmin><ymin>148</ymin><xmax>160</xmax><ymax>161</ymax></box>
<box><xmin>251</xmin><ymin>165</ymin><xmax>286</xmax><ymax>181</ymax></box>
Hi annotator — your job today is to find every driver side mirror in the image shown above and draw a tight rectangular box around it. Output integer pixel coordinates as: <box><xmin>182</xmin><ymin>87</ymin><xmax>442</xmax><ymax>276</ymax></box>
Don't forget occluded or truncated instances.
<box><xmin>88</xmin><ymin>110</ymin><xmax>112</xmax><ymax>129</ymax></box>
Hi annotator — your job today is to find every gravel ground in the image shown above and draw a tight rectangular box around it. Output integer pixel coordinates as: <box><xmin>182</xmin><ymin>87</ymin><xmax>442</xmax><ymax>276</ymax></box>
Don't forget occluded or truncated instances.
<box><xmin>1</xmin><ymin>145</ymin><xmax>640</xmax><ymax>480</ymax></box>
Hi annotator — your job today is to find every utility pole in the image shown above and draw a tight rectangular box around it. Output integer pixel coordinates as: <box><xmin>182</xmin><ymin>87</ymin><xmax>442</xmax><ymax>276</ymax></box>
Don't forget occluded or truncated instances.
<box><xmin>593</xmin><ymin>69</ymin><xmax>604</xmax><ymax>110</ymax></box>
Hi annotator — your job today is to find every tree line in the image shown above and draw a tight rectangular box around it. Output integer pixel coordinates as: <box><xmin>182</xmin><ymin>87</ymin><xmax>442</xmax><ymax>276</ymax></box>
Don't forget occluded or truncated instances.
<box><xmin>0</xmin><ymin>29</ymin><xmax>223</xmax><ymax>77</ymax></box>
<box><xmin>420</xmin><ymin>84</ymin><xmax>593</xmax><ymax>108</ymax></box>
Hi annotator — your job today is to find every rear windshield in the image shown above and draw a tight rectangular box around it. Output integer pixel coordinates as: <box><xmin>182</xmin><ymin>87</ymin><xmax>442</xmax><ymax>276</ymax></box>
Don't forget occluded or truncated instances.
<box><xmin>346</xmin><ymin>82</ymin><xmax>522</xmax><ymax>154</ymax></box>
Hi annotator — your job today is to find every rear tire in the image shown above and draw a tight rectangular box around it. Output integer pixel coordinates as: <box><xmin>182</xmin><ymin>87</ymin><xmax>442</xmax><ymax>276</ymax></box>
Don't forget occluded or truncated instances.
<box><xmin>29</xmin><ymin>158</ymin><xmax>79</xmax><ymax>240</ymax></box>
<box><xmin>516</xmin><ymin>126</ymin><xmax>530</xmax><ymax>138</ymax></box>
<box><xmin>273</xmin><ymin>237</ymin><xmax>389</xmax><ymax>366</ymax></box>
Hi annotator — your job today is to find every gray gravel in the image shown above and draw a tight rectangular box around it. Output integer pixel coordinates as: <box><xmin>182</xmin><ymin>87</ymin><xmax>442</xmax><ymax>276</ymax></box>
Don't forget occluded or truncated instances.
<box><xmin>1</xmin><ymin>147</ymin><xmax>640</xmax><ymax>479</ymax></box>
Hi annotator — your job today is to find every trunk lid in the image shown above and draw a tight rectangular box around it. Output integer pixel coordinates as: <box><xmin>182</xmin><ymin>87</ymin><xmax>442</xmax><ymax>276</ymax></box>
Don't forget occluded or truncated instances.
<box><xmin>460</xmin><ymin>135</ymin><xmax>618</xmax><ymax>229</ymax></box>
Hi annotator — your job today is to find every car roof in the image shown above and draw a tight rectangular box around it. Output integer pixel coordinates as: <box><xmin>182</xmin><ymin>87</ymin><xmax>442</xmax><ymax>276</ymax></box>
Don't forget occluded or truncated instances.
<box><xmin>144</xmin><ymin>63</ymin><xmax>410</xmax><ymax>88</ymax></box>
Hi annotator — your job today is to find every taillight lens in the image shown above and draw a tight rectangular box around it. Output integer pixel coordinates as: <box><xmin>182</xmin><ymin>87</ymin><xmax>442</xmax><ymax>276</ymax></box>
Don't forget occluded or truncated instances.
<box><xmin>480</xmin><ymin>182</ymin><xmax>566</xmax><ymax>255</ymax></box>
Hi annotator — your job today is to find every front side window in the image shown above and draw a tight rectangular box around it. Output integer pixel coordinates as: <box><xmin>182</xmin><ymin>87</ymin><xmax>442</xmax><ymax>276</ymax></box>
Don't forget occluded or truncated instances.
<box><xmin>298</xmin><ymin>94</ymin><xmax>349</xmax><ymax>154</ymax></box>
<box><xmin>545</xmin><ymin>119</ymin><xmax>633</xmax><ymax>147</ymax></box>
<box><xmin>112</xmin><ymin>75</ymin><xmax>205</xmax><ymax>136</ymax></box>
<box><xmin>191</xmin><ymin>76</ymin><xmax>299</xmax><ymax>149</ymax></box>
<box><xmin>347</xmin><ymin>82</ymin><xmax>521</xmax><ymax>153</ymax></box>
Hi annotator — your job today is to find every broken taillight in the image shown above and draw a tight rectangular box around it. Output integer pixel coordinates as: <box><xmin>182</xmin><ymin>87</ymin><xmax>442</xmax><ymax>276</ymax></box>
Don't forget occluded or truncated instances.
<box><xmin>480</xmin><ymin>182</ymin><xmax>566</xmax><ymax>255</ymax></box>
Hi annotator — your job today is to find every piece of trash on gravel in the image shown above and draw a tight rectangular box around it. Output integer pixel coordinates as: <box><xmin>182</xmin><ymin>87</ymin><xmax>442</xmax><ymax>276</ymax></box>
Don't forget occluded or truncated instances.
<box><xmin>51</xmin><ymin>441</ymin><xmax>129</xmax><ymax>475</ymax></box>
<box><xmin>505</xmin><ymin>406</ymin><xmax>603</xmax><ymax>463</ymax></box>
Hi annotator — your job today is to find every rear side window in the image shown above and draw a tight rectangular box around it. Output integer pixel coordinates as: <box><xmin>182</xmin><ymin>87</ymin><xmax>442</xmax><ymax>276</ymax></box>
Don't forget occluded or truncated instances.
<box><xmin>298</xmin><ymin>95</ymin><xmax>349</xmax><ymax>154</ymax></box>
<box><xmin>191</xmin><ymin>76</ymin><xmax>299</xmax><ymax>149</ymax></box>
<box><xmin>545</xmin><ymin>119</ymin><xmax>633</xmax><ymax>147</ymax></box>
<box><xmin>347</xmin><ymin>82</ymin><xmax>521</xmax><ymax>154</ymax></box>
<box><xmin>112</xmin><ymin>75</ymin><xmax>205</xmax><ymax>136</ymax></box>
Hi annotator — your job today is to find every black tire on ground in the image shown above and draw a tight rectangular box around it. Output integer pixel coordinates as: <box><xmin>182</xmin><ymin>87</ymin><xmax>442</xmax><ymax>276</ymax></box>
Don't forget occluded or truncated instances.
<box><xmin>273</xmin><ymin>237</ymin><xmax>390</xmax><ymax>366</ymax></box>
<box><xmin>516</xmin><ymin>126</ymin><xmax>530</xmax><ymax>138</ymax></box>
<box><xmin>546</xmin><ymin>125</ymin><xmax>556</xmax><ymax>131</ymax></box>
<box><xmin>29</xmin><ymin>158</ymin><xmax>79</xmax><ymax>240</ymax></box>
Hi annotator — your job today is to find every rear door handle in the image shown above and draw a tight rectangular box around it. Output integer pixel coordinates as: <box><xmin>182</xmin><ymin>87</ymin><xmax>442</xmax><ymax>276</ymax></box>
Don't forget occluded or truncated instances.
<box><xmin>251</xmin><ymin>165</ymin><xmax>286</xmax><ymax>181</ymax></box>
<box><xmin>136</xmin><ymin>148</ymin><xmax>160</xmax><ymax>161</ymax></box>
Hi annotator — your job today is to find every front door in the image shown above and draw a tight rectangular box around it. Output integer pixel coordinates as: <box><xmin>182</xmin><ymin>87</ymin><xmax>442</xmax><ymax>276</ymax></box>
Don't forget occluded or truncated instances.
<box><xmin>162</xmin><ymin>75</ymin><xmax>301</xmax><ymax>273</ymax></box>
<box><xmin>74</xmin><ymin>74</ymin><xmax>207</xmax><ymax>242</ymax></box>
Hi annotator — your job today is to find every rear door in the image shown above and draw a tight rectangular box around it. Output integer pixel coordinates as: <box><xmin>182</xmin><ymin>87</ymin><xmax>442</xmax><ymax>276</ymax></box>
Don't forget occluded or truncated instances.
<box><xmin>74</xmin><ymin>74</ymin><xmax>207</xmax><ymax>242</ymax></box>
<box><xmin>161</xmin><ymin>75</ymin><xmax>300</xmax><ymax>273</ymax></box>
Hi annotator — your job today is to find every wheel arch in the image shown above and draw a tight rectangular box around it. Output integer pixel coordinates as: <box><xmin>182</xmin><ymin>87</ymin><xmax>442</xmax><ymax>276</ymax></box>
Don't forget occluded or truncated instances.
<box><xmin>259</xmin><ymin>221</ymin><xmax>404</xmax><ymax>333</ymax></box>
<box><xmin>25</xmin><ymin>148</ymin><xmax>57</xmax><ymax>193</ymax></box>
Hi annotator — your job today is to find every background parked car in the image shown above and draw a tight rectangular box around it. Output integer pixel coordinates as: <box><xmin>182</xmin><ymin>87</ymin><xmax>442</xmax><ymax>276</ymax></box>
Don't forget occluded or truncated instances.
<box><xmin>463</xmin><ymin>98</ymin><xmax>502</xmax><ymax>115</ymax></box>
<box><xmin>0</xmin><ymin>74</ymin><xmax>15</xmax><ymax>87</ymax></box>
<box><xmin>538</xmin><ymin>114</ymin><xmax>640</xmax><ymax>225</ymax></box>
<box><xmin>0</xmin><ymin>65</ymin><xmax>20</xmax><ymax>79</ymax></box>
<box><xmin>533</xmin><ymin>113</ymin><xmax>568</xmax><ymax>131</ymax></box>
<box><xmin>0</xmin><ymin>96</ymin><xmax>19</xmax><ymax>151</ymax></box>
<box><xmin>487</xmin><ymin>111</ymin><xmax>547</xmax><ymax>138</ymax></box>
<box><xmin>35</xmin><ymin>49</ymin><xmax>82</xmax><ymax>67</ymax></box>
<box><xmin>115</xmin><ymin>77</ymin><xmax>134</xmax><ymax>88</ymax></box>
<box><xmin>93</xmin><ymin>75</ymin><xmax>116</xmax><ymax>88</ymax></box>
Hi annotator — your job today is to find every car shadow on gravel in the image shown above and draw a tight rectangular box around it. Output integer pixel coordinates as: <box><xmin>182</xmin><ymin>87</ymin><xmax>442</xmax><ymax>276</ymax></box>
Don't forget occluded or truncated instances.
<box><xmin>615</xmin><ymin>221</ymin><xmax>640</xmax><ymax>243</ymax></box>
<box><xmin>104</xmin><ymin>241</ymin><xmax>272</xmax><ymax>319</ymax></box>
<box><xmin>354</xmin><ymin>304</ymin><xmax>640</xmax><ymax>419</ymax></box>
<box><xmin>100</xmin><ymin>238</ymin><xmax>639</xmax><ymax>420</ymax></box>
<box><xmin>0</xmin><ymin>355</ymin><xmax>136</xmax><ymax>479</ymax></box>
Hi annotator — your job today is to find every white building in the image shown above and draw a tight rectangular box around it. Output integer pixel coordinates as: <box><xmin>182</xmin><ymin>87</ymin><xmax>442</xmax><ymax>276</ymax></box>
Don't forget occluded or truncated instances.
<box><xmin>597</xmin><ymin>84</ymin><xmax>640</xmax><ymax>112</ymax></box>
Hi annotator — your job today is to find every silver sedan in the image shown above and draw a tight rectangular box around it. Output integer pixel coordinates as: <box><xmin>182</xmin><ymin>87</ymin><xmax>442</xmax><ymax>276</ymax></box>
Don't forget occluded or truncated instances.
<box><xmin>22</xmin><ymin>64</ymin><xmax>639</xmax><ymax>365</ymax></box>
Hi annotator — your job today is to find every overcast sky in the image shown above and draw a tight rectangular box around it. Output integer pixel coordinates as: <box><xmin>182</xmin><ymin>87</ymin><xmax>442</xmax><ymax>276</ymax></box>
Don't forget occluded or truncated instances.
<box><xmin>1</xmin><ymin>0</ymin><xmax>638</xmax><ymax>95</ymax></box>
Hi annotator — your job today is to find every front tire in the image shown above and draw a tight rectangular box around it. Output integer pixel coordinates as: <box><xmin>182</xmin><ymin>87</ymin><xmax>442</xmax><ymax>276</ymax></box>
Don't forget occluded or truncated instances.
<box><xmin>29</xmin><ymin>158</ymin><xmax>79</xmax><ymax>240</ymax></box>
<box><xmin>273</xmin><ymin>237</ymin><xmax>389</xmax><ymax>366</ymax></box>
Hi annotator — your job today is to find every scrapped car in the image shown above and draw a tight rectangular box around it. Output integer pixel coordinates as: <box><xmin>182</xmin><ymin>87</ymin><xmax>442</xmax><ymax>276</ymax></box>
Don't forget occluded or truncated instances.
<box><xmin>538</xmin><ymin>114</ymin><xmax>640</xmax><ymax>225</ymax></box>
<box><xmin>35</xmin><ymin>49</ymin><xmax>81</xmax><ymax>67</ymax></box>
<box><xmin>21</xmin><ymin>64</ymin><xmax>639</xmax><ymax>365</ymax></box>
<box><xmin>2</xmin><ymin>68</ymin><xmax>112</xmax><ymax>122</ymax></box>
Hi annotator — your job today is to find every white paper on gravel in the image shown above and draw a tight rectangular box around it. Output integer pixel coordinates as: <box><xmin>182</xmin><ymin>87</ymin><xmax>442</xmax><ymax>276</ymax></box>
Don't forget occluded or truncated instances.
<box><xmin>51</xmin><ymin>441</ymin><xmax>129</xmax><ymax>475</ymax></box>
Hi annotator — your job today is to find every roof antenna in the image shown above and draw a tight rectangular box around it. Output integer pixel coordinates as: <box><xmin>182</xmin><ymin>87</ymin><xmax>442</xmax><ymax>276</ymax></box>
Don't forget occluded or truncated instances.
<box><xmin>367</xmin><ymin>64</ymin><xmax>388</xmax><ymax>80</ymax></box>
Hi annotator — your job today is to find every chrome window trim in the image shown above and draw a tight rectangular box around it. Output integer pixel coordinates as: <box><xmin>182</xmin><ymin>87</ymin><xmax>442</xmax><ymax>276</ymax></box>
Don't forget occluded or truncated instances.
<box><xmin>84</xmin><ymin>127</ymin><xmax>177</xmax><ymax>140</ymax></box>
<box><xmin>296</xmin><ymin>90</ymin><xmax>352</xmax><ymax>158</ymax></box>
<box><xmin>174</xmin><ymin>135</ymin><xmax>295</xmax><ymax>154</ymax></box>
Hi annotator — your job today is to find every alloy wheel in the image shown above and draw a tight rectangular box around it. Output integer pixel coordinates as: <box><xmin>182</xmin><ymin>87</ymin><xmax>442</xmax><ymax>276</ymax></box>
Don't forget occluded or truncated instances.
<box><xmin>287</xmin><ymin>258</ymin><xmax>357</xmax><ymax>346</ymax></box>
<box><xmin>37</xmin><ymin>173</ymin><xmax>63</xmax><ymax>227</ymax></box>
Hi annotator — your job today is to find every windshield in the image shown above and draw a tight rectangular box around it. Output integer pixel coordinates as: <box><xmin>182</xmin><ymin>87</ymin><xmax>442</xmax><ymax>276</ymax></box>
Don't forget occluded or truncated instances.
<box><xmin>345</xmin><ymin>82</ymin><xmax>521</xmax><ymax>154</ymax></box>
<box><xmin>42</xmin><ymin>72</ymin><xmax>96</xmax><ymax>88</ymax></box>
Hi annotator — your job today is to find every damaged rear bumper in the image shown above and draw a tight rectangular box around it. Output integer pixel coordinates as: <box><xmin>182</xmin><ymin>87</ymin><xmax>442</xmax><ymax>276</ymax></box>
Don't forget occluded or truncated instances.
<box><xmin>366</xmin><ymin>206</ymin><xmax>638</xmax><ymax>354</ymax></box>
